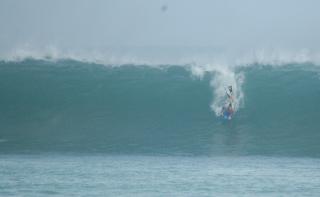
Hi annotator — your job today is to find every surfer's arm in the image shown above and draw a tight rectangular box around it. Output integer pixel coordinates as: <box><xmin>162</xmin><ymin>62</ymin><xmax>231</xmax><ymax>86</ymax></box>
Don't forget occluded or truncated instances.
<box><xmin>225</xmin><ymin>89</ymin><xmax>230</xmax><ymax>97</ymax></box>
<box><xmin>226</xmin><ymin>91</ymin><xmax>233</xmax><ymax>101</ymax></box>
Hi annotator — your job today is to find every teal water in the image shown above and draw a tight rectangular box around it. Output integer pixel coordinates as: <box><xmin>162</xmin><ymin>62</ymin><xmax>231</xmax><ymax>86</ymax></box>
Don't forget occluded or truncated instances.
<box><xmin>0</xmin><ymin>60</ymin><xmax>319</xmax><ymax>157</ymax></box>
<box><xmin>1</xmin><ymin>60</ymin><xmax>320</xmax><ymax>195</ymax></box>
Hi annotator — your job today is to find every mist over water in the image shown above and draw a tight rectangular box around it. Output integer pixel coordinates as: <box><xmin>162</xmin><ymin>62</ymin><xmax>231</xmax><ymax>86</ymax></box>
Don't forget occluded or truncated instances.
<box><xmin>1</xmin><ymin>0</ymin><xmax>320</xmax><ymax>63</ymax></box>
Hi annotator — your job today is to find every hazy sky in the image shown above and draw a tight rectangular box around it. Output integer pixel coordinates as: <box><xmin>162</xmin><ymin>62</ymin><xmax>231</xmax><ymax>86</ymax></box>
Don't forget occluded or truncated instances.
<box><xmin>1</xmin><ymin>0</ymin><xmax>320</xmax><ymax>55</ymax></box>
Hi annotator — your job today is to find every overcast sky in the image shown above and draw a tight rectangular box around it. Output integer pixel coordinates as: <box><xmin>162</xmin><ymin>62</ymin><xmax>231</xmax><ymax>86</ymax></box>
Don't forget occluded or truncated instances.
<box><xmin>1</xmin><ymin>0</ymin><xmax>320</xmax><ymax>57</ymax></box>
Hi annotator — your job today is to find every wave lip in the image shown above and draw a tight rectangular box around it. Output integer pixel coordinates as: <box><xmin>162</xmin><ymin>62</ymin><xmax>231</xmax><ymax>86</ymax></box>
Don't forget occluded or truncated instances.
<box><xmin>2</xmin><ymin>46</ymin><xmax>320</xmax><ymax>67</ymax></box>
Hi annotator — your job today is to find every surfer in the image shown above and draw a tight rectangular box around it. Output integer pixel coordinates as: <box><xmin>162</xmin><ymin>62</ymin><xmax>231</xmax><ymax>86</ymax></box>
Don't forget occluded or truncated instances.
<box><xmin>226</xmin><ymin>86</ymin><xmax>233</xmax><ymax>102</ymax></box>
<box><xmin>227</xmin><ymin>103</ymin><xmax>234</xmax><ymax>114</ymax></box>
<box><xmin>221</xmin><ymin>103</ymin><xmax>234</xmax><ymax>119</ymax></box>
<box><xmin>221</xmin><ymin>86</ymin><xmax>234</xmax><ymax>119</ymax></box>
<box><xmin>226</xmin><ymin>85</ymin><xmax>234</xmax><ymax>112</ymax></box>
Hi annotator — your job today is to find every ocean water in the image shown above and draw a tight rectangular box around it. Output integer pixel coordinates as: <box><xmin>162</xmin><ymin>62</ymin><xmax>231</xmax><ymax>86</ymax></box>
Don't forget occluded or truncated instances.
<box><xmin>1</xmin><ymin>155</ymin><xmax>320</xmax><ymax>196</ymax></box>
<box><xmin>1</xmin><ymin>59</ymin><xmax>320</xmax><ymax>196</ymax></box>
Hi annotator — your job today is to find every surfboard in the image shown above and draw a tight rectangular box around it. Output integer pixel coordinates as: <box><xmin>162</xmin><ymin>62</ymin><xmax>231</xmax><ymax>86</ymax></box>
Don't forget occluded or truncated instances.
<box><xmin>222</xmin><ymin>110</ymin><xmax>232</xmax><ymax>120</ymax></box>
<box><xmin>220</xmin><ymin>106</ymin><xmax>233</xmax><ymax>120</ymax></box>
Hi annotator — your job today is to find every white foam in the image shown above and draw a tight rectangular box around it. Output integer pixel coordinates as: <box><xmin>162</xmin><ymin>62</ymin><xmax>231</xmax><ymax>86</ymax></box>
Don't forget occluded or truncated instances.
<box><xmin>189</xmin><ymin>63</ymin><xmax>244</xmax><ymax>116</ymax></box>
<box><xmin>2</xmin><ymin>45</ymin><xmax>320</xmax><ymax>66</ymax></box>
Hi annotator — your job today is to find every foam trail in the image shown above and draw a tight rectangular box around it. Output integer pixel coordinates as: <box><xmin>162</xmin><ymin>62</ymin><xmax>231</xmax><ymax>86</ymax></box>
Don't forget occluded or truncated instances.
<box><xmin>210</xmin><ymin>70</ymin><xmax>244</xmax><ymax>116</ymax></box>
<box><xmin>189</xmin><ymin>64</ymin><xmax>244</xmax><ymax>116</ymax></box>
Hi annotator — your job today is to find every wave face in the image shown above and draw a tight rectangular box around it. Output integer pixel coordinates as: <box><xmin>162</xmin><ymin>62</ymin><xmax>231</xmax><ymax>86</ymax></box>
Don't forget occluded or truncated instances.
<box><xmin>0</xmin><ymin>59</ymin><xmax>320</xmax><ymax>157</ymax></box>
